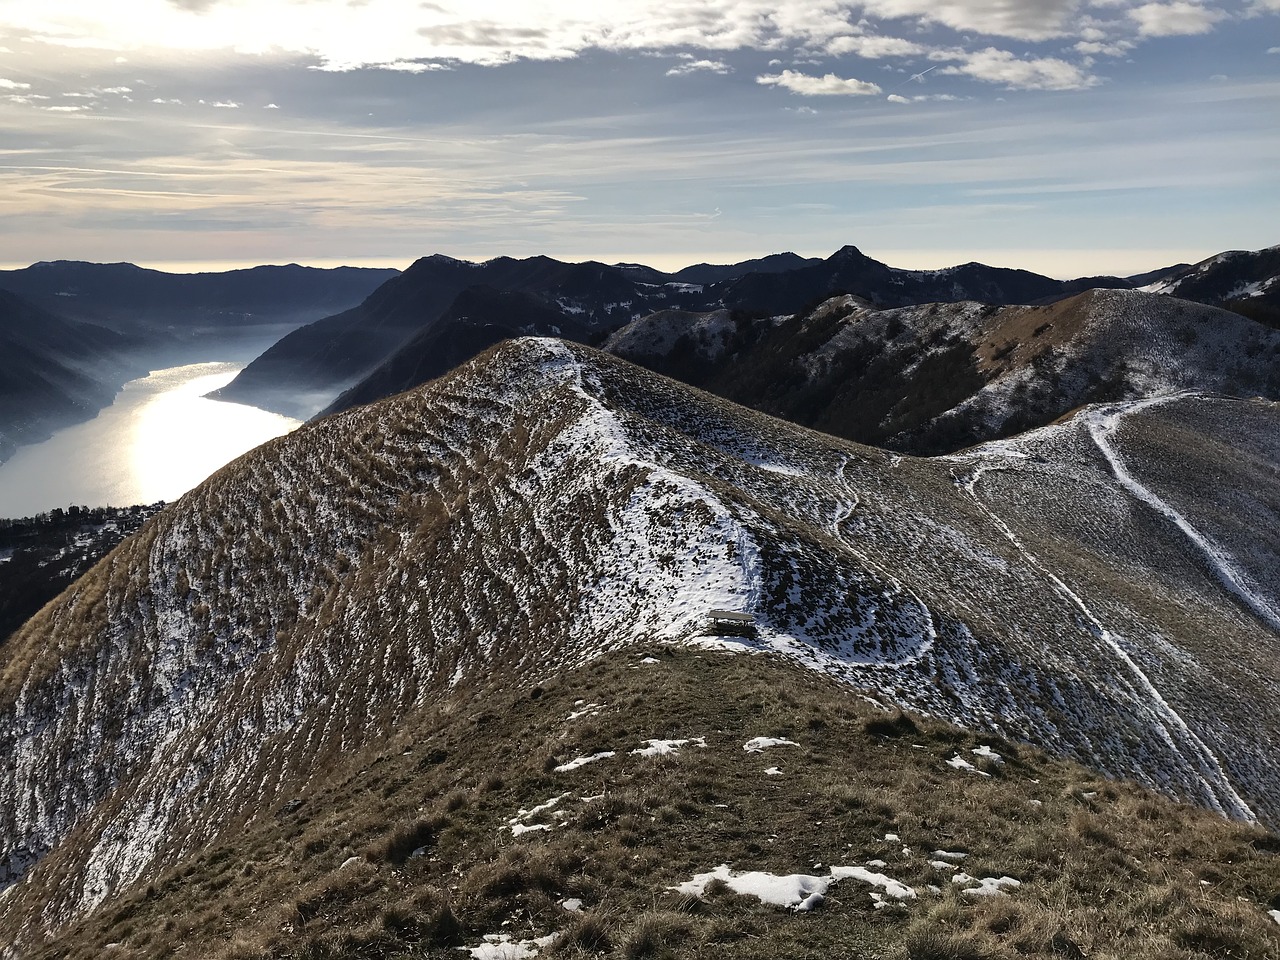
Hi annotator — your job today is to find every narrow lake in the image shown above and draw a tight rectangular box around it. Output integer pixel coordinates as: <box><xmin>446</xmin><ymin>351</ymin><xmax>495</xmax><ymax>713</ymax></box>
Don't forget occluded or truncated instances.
<box><xmin>0</xmin><ymin>363</ymin><xmax>301</xmax><ymax>517</ymax></box>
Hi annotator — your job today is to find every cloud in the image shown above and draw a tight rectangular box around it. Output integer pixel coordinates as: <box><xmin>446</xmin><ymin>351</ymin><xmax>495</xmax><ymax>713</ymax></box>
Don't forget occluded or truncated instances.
<box><xmin>825</xmin><ymin>33</ymin><xmax>928</xmax><ymax>58</ymax></box>
<box><xmin>1128</xmin><ymin>2</ymin><xmax>1225</xmax><ymax>36</ymax></box>
<box><xmin>1074</xmin><ymin>39</ymin><xmax>1134</xmax><ymax>57</ymax></box>
<box><xmin>1270</xmin><ymin>46</ymin><xmax>1280</xmax><ymax>53</ymax></box>
<box><xmin>0</xmin><ymin>0</ymin><xmax>1091</xmax><ymax>74</ymax></box>
<box><xmin>0</xmin><ymin>78</ymin><xmax>32</xmax><ymax>90</ymax></box>
<box><xmin>886</xmin><ymin>93</ymin><xmax>911</xmax><ymax>103</ymax></box>
<box><xmin>940</xmin><ymin>48</ymin><xmax>1099</xmax><ymax>90</ymax></box>
<box><xmin>666</xmin><ymin>59</ymin><xmax>731</xmax><ymax>77</ymax></box>
<box><xmin>857</xmin><ymin>0</ymin><xmax>1085</xmax><ymax>41</ymax></box>
<box><xmin>757</xmin><ymin>69</ymin><xmax>882</xmax><ymax>96</ymax></box>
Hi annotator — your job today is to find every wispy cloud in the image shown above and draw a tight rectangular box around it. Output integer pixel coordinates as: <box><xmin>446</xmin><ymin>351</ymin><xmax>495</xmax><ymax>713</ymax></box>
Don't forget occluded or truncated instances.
<box><xmin>666</xmin><ymin>58</ymin><xmax>731</xmax><ymax>77</ymax></box>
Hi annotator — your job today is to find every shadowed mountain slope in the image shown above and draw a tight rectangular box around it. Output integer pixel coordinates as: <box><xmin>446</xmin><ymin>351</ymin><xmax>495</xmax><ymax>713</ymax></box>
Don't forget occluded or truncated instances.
<box><xmin>1</xmin><ymin>339</ymin><xmax>1278</xmax><ymax>955</ymax></box>
<box><xmin>1144</xmin><ymin>245</ymin><xmax>1280</xmax><ymax>329</ymax></box>
<box><xmin>211</xmin><ymin>254</ymin><xmax>705</xmax><ymax>418</ymax></box>
<box><xmin>0</xmin><ymin>290</ymin><xmax>146</xmax><ymax>463</ymax></box>
<box><xmin>605</xmin><ymin>289</ymin><xmax>1280</xmax><ymax>454</ymax></box>
<box><xmin>317</xmin><ymin>287</ymin><xmax>592</xmax><ymax>418</ymax></box>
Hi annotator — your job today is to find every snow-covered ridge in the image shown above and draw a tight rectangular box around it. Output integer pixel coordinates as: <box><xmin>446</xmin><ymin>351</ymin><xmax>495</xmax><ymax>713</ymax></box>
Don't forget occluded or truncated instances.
<box><xmin>1</xmin><ymin>337</ymin><xmax>1278</xmax><ymax>942</ymax></box>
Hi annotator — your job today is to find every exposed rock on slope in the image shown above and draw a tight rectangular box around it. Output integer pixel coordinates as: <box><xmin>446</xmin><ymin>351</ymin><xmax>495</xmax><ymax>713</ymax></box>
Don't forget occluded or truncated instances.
<box><xmin>1</xmin><ymin>339</ymin><xmax>1277</xmax><ymax>949</ymax></box>
<box><xmin>605</xmin><ymin>288</ymin><xmax>1280</xmax><ymax>453</ymax></box>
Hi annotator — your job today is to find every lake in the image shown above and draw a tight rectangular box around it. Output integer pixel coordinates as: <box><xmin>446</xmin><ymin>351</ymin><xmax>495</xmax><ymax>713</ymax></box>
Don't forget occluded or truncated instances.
<box><xmin>0</xmin><ymin>362</ymin><xmax>301</xmax><ymax>517</ymax></box>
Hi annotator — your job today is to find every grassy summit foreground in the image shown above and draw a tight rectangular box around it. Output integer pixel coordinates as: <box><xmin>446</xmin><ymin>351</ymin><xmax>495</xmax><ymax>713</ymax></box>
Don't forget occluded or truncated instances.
<box><xmin>38</xmin><ymin>648</ymin><xmax>1280</xmax><ymax>960</ymax></box>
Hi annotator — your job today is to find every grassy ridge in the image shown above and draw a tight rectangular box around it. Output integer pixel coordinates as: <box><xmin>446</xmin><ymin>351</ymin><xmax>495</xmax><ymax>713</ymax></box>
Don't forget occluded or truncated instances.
<box><xmin>32</xmin><ymin>648</ymin><xmax>1280</xmax><ymax>960</ymax></box>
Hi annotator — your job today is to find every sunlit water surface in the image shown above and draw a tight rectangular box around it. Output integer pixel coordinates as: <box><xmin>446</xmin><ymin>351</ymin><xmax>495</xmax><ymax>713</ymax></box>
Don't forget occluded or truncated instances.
<box><xmin>0</xmin><ymin>363</ymin><xmax>301</xmax><ymax>517</ymax></box>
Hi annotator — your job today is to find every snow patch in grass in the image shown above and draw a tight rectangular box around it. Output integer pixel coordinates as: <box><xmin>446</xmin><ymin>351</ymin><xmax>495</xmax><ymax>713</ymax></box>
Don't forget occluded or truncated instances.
<box><xmin>630</xmin><ymin>737</ymin><xmax>706</xmax><ymax>757</ymax></box>
<box><xmin>764</xmin><ymin>766</ymin><xmax>783</xmax><ymax>776</ymax></box>
<box><xmin>954</xmin><ymin>874</ymin><xmax>1021</xmax><ymax>896</ymax></box>
<box><xmin>673</xmin><ymin>862</ymin><xmax>915</xmax><ymax>910</ymax></box>
<box><xmin>565</xmin><ymin>701</ymin><xmax>604</xmax><ymax>721</ymax></box>
<box><xmin>553</xmin><ymin>752</ymin><xmax>614</xmax><ymax>772</ymax></box>
<box><xmin>743</xmin><ymin>737</ymin><xmax>799</xmax><ymax>752</ymax></box>
<box><xmin>506</xmin><ymin>794</ymin><xmax>570</xmax><ymax>835</ymax></box>
<box><xmin>829</xmin><ymin>865</ymin><xmax>917</xmax><ymax>900</ymax></box>
<box><xmin>972</xmin><ymin>745</ymin><xmax>1003</xmax><ymax>762</ymax></box>
<box><xmin>460</xmin><ymin>932</ymin><xmax>558</xmax><ymax>959</ymax></box>
<box><xmin>947</xmin><ymin>754</ymin><xmax>991</xmax><ymax>776</ymax></box>
<box><xmin>509</xmin><ymin>823</ymin><xmax>551</xmax><ymax>837</ymax></box>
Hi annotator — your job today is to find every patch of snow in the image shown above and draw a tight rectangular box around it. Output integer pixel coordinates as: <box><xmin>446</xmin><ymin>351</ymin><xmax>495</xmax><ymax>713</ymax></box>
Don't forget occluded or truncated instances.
<box><xmin>560</xmin><ymin>898</ymin><xmax>584</xmax><ymax>912</ymax></box>
<box><xmin>829</xmin><ymin>865</ymin><xmax>917</xmax><ymax>900</ymax></box>
<box><xmin>566</xmin><ymin>702</ymin><xmax>604</xmax><ymax>721</ymax></box>
<box><xmin>946</xmin><ymin>754</ymin><xmax>990</xmax><ymax>776</ymax></box>
<box><xmin>764</xmin><ymin>766</ymin><xmax>783</xmax><ymax>776</ymax></box>
<box><xmin>673</xmin><ymin>864</ymin><xmax>830</xmax><ymax>909</ymax></box>
<box><xmin>638</xmin><ymin>656</ymin><xmax>660</xmax><ymax>664</ymax></box>
<box><xmin>972</xmin><ymin>745</ymin><xmax>1003</xmax><ymax>762</ymax></box>
<box><xmin>743</xmin><ymin>737</ymin><xmax>799</xmax><ymax>752</ymax></box>
<box><xmin>553</xmin><ymin>752</ymin><xmax>615</xmax><ymax>772</ymax></box>
<box><xmin>1269</xmin><ymin>908</ymin><xmax>1280</xmax><ymax>925</ymax></box>
<box><xmin>631</xmin><ymin>737</ymin><xmax>706</xmax><ymax>757</ymax></box>
<box><xmin>509</xmin><ymin>823</ymin><xmax>552</xmax><ymax>836</ymax></box>
<box><xmin>673</xmin><ymin>862</ymin><xmax>916</xmax><ymax>910</ymax></box>
<box><xmin>932</xmin><ymin>850</ymin><xmax>967</xmax><ymax>861</ymax></box>
<box><xmin>959</xmin><ymin>875</ymin><xmax>1022</xmax><ymax>897</ymax></box>
<box><xmin>460</xmin><ymin>932</ymin><xmax>558</xmax><ymax>959</ymax></box>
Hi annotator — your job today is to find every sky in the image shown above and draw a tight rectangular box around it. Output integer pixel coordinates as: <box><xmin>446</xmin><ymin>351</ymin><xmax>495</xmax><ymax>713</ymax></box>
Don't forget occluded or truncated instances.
<box><xmin>0</xmin><ymin>0</ymin><xmax>1276</xmax><ymax>278</ymax></box>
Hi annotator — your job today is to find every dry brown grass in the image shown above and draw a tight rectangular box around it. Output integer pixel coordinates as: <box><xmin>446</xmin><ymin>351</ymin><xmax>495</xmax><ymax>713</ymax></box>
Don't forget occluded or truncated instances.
<box><xmin>8</xmin><ymin>647</ymin><xmax>1277</xmax><ymax>960</ymax></box>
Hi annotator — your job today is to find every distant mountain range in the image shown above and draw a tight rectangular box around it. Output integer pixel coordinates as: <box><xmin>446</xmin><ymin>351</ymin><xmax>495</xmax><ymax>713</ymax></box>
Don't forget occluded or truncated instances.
<box><xmin>240</xmin><ymin>245</ymin><xmax>1201</xmax><ymax>422</ymax></box>
<box><xmin>2</xmin><ymin>337</ymin><xmax>1278</xmax><ymax>954</ymax></box>
<box><xmin>0</xmin><ymin>260</ymin><xmax>399</xmax><ymax>334</ymax></box>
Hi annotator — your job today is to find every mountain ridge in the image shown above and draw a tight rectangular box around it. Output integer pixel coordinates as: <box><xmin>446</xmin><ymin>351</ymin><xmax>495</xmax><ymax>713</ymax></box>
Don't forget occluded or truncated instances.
<box><xmin>2</xmin><ymin>337</ymin><xmax>1278</xmax><ymax>953</ymax></box>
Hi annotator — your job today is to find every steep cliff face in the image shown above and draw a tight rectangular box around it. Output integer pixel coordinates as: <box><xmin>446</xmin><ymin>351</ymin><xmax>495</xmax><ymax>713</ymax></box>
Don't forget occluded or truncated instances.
<box><xmin>0</xmin><ymin>339</ymin><xmax>1277</xmax><ymax>948</ymax></box>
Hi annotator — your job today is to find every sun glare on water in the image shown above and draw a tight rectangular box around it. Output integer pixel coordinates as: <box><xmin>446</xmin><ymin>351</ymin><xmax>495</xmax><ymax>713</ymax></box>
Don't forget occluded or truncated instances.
<box><xmin>0</xmin><ymin>363</ymin><xmax>302</xmax><ymax>517</ymax></box>
<box><xmin>128</xmin><ymin>364</ymin><xmax>301</xmax><ymax>502</ymax></box>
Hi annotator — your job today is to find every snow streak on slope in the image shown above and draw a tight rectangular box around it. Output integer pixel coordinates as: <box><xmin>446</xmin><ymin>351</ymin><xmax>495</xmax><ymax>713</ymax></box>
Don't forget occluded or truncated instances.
<box><xmin>955</xmin><ymin>452</ymin><xmax>1256</xmax><ymax>822</ymax></box>
<box><xmin>1084</xmin><ymin>395</ymin><xmax>1280</xmax><ymax>636</ymax></box>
